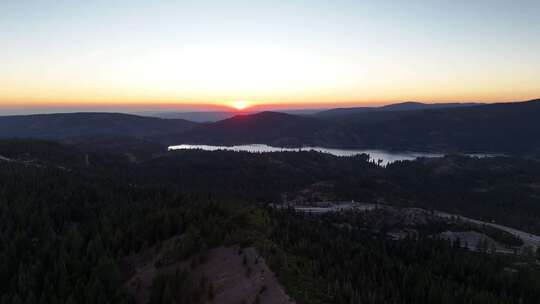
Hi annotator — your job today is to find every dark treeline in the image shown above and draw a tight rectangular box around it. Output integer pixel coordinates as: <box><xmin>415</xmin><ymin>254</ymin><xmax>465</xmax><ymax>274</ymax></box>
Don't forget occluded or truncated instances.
<box><xmin>1</xmin><ymin>139</ymin><xmax>540</xmax><ymax>303</ymax></box>
<box><xmin>1</xmin><ymin>99</ymin><xmax>540</xmax><ymax>154</ymax></box>
<box><xmin>265</xmin><ymin>209</ymin><xmax>540</xmax><ymax>304</ymax></box>
<box><xmin>0</xmin><ymin>156</ymin><xmax>265</xmax><ymax>303</ymax></box>
<box><xmin>139</xmin><ymin>149</ymin><xmax>540</xmax><ymax>234</ymax></box>
<box><xmin>0</xmin><ymin>156</ymin><xmax>172</xmax><ymax>303</ymax></box>
<box><xmin>174</xmin><ymin>99</ymin><xmax>540</xmax><ymax>154</ymax></box>
<box><xmin>2</xmin><ymin>139</ymin><xmax>540</xmax><ymax>233</ymax></box>
<box><xmin>383</xmin><ymin>156</ymin><xmax>540</xmax><ymax>234</ymax></box>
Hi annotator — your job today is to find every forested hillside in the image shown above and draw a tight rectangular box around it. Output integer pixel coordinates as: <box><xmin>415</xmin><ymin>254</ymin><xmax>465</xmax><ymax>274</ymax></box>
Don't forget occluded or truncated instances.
<box><xmin>313</xmin><ymin>101</ymin><xmax>481</xmax><ymax>117</ymax></box>
<box><xmin>266</xmin><ymin>209</ymin><xmax>540</xmax><ymax>303</ymax></box>
<box><xmin>314</xmin><ymin>99</ymin><xmax>540</xmax><ymax>153</ymax></box>
<box><xmin>179</xmin><ymin>111</ymin><xmax>327</xmax><ymax>147</ymax></box>
<box><xmin>1</xmin><ymin>140</ymin><xmax>540</xmax><ymax>303</ymax></box>
<box><xmin>0</xmin><ymin>113</ymin><xmax>195</xmax><ymax>145</ymax></box>
<box><xmin>2</xmin><ymin>99</ymin><xmax>540</xmax><ymax>155</ymax></box>
<box><xmin>176</xmin><ymin>99</ymin><xmax>540</xmax><ymax>154</ymax></box>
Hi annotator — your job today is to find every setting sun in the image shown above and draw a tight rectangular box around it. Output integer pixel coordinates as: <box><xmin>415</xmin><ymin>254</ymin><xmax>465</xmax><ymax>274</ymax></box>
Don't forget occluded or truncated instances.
<box><xmin>232</xmin><ymin>100</ymin><xmax>249</xmax><ymax>110</ymax></box>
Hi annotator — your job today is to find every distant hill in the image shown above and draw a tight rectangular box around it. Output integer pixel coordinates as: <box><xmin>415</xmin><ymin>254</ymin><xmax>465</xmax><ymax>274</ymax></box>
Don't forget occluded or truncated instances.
<box><xmin>2</xmin><ymin>100</ymin><xmax>540</xmax><ymax>155</ymax></box>
<box><xmin>0</xmin><ymin>138</ymin><xmax>141</xmax><ymax>169</ymax></box>
<box><xmin>380</xmin><ymin>101</ymin><xmax>483</xmax><ymax>111</ymax></box>
<box><xmin>317</xmin><ymin>99</ymin><xmax>540</xmax><ymax>152</ymax></box>
<box><xmin>0</xmin><ymin>112</ymin><xmax>195</xmax><ymax>142</ymax></box>
<box><xmin>0</xmin><ymin>139</ymin><xmax>87</xmax><ymax>166</ymax></box>
<box><xmin>179</xmin><ymin>111</ymin><xmax>328</xmax><ymax>147</ymax></box>
<box><xmin>140</xmin><ymin>108</ymin><xmax>325</xmax><ymax>122</ymax></box>
<box><xmin>176</xmin><ymin>99</ymin><xmax>540</xmax><ymax>155</ymax></box>
<box><xmin>140</xmin><ymin>111</ymin><xmax>239</xmax><ymax>122</ymax></box>
<box><xmin>314</xmin><ymin>101</ymin><xmax>482</xmax><ymax>118</ymax></box>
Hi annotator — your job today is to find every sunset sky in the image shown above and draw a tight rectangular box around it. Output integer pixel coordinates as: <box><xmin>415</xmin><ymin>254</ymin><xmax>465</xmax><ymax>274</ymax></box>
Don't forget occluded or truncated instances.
<box><xmin>1</xmin><ymin>0</ymin><xmax>540</xmax><ymax>112</ymax></box>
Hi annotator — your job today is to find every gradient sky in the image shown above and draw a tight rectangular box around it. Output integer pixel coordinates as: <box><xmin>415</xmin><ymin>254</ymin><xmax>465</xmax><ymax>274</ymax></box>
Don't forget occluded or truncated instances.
<box><xmin>1</xmin><ymin>0</ymin><xmax>540</xmax><ymax>111</ymax></box>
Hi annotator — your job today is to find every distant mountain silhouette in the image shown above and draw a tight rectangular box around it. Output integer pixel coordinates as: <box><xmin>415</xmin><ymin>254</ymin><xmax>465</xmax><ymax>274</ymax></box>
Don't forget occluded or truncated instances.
<box><xmin>135</xmin><ymin>102</ymin><xmax>480</xmax><ymax>122</ymax></box>
<box><xmin>0</xmin><ymin>112</ymin><xmax>195</xmax><ymax>143</ymax></box>
<box><xmin>140</xmin><ymin>108</ymin><xmax>324</xmax><ymax>122</ymax></box>
<box><xmin>381</xmin><ymin>101</ymin><xmax>482</xmax><ymax>111</ymax></box>
<box><xmin>180</xmin><ymin>111</ymin><xmax>328</xmax><ymax>147</ymax></box>
<box><xmin>314</xmin><ymin>101</ymin><xmax>482</xmax><ymax>118</ymax></box>
<box><xmin>140</xmin><ymin>111</ymin><xmax>239</xmax><ymax>122</ymax></box>
<box><xmin>177</xmin><ymin>99</ymin><xmax>540</xmax><ymax>154</ymax></box>
<box><xmin>315</xmin><ymin>99</ymin><xmax>540</xmax><ymax>153</ymax></box>
<box><xmin>2</xmin><ymin>100</ymin><xmax>539</xmax><ymax>155</ymax></box>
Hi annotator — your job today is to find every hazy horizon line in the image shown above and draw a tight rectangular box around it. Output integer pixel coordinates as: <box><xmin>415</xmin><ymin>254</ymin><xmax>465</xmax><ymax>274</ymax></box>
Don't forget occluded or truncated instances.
<box><xmin>1</xmin><ymin>97</ymin><xmax>538</xmax><ymax>116</ymax></box>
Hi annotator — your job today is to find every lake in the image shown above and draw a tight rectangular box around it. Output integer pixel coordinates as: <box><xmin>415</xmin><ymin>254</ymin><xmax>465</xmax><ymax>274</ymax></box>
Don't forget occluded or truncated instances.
<box><xmin>168</xmin><ymin>144</ymin><xmax>446</xmax><ymax>165</ymax></box>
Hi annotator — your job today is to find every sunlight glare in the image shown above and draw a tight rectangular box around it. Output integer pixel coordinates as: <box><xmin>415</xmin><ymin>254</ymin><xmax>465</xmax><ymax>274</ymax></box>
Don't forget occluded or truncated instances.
<box><xmin>233</xmin><ymin>100</ymin><xmax>249</xmax><ymax>110</ymax></box>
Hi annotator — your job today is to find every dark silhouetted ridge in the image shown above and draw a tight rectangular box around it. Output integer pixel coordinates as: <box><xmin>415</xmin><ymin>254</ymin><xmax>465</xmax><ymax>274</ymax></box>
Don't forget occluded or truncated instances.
<box><xmin>179</xmin><ymin>111</ymin><xmax>328</xmax><ymax>147</ymax></box>
<box><xmin>174</xmin><ymin>99</ymin><xmax>540</xmax><ymax>154</ymax></box>
<box><xmin>0</xmin><ymin>112</ymin><xmax>196</xmax><ymax>143</ymax></box>
<box><xmin>314</xmin><ymin>101</ymin><xmax>482</xmax><ymax>118</ymax></box>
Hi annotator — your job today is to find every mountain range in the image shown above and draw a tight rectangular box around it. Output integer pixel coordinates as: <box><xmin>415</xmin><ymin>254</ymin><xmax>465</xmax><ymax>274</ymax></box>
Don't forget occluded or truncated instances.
<box><xmin>313</xmin><ymin>101</ymin><xmax>483</xmax><ymax>117</ymax></box>
<box><xmin>1</xmin><ymin>99</ymin><xmax>539</xmax><ymax>155</ymax></box>
<box><xmin>138</xmin><ymin>108</ymin><xmax>326</xmax><ymax>122</ymax></box>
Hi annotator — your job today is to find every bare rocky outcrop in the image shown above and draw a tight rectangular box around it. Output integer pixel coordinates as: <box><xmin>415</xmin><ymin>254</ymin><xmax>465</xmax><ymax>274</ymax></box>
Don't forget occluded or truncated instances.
<box><xmin>122</xmin><ymin>238</ymin><xmax>293</xmax><ymax>304</ymax></box>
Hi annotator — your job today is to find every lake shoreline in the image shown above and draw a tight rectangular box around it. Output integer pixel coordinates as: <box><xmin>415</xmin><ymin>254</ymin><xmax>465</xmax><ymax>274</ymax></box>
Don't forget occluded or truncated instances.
<box><xmin>168</xmin><ymin>142</ymin><xmax>507</xmax><ymax>156</ymax></box>
<box><xmin>168</xmin><ymin>143</ymin><xmax>500</xmax><ymax>165</ymax></box>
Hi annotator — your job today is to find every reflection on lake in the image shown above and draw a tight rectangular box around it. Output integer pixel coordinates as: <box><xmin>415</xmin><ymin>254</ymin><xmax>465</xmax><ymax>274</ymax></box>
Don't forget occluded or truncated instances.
<box><xmin>168</xmin><ymin>144</ymin><xmax>447</xmax><ymax>165</ymax></box>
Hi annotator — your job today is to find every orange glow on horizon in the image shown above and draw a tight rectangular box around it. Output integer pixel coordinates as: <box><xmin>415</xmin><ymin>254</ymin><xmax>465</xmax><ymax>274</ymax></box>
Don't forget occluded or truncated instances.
<box><xmin>1</xmin><ymin>2</ymin><xmax>539</xmax><ymax>113</ymax></box>
<box><xmin>232</xmin><ymin>100</ymin><xmax>249</xmax><ymax>110</ymax></box>
<box><xmin>0</xmin><ymin>93</ymin><xmax>539</xmax><ymax>112</ymax></box>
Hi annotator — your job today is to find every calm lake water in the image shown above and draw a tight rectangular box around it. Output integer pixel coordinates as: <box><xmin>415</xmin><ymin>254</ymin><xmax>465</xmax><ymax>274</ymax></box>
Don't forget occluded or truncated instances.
<box><xmin>168</xmin><ymin>144</ymin><xmax>446</xmax><ymax>165</ymax></box>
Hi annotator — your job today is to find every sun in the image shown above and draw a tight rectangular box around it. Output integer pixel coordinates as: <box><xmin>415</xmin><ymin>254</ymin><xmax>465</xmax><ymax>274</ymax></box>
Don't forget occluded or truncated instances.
<box><xmin>232</xmin><ymin>100</ymin><xmax>249</xmax><ymax>110</ymax></box>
